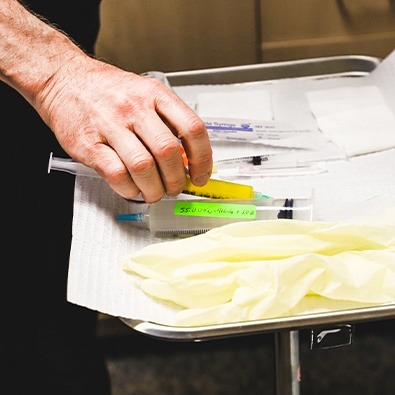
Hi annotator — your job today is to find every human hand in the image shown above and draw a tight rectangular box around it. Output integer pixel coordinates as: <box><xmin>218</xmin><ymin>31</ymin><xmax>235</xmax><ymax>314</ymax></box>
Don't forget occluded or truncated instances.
<box><xmin>35</xmin><ymin>56</ymin><xmax>213</xmax><ymax>203</ymax></box>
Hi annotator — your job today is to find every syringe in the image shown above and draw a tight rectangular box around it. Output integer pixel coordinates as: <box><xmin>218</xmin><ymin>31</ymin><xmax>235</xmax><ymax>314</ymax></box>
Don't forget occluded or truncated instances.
<box><xmin>48</xmin><ymin>153</ymin><xmax>270</xmax><ymax>200</ymax></box>
<box><xmin>48</xmin><ymin>152</ymin><xmax>100</xmax><ymax>178</ymax></box>
<box><xmin>116</xmin><ymin>197</ymin><xmax>313</xmax><ymax>237</ymax></box>
<box><xmin>203</xmin><ymin>117</ymin><xmax>312</xmax><ymax>144</ymax></box>
<box><xmin>211</xmin><ymin>153</ymin><xmax>328</xmax><ymax>177</ymax></box>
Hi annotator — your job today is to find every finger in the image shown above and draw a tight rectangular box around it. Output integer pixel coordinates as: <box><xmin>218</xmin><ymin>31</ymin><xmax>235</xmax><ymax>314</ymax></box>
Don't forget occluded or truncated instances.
<box><xmin>155</xmin><ymin>90</ymin><xmax>213</xmax><ymax>186</ymax></box>
<box><xmin>84</xmin><ymin>144</ymin><xmax>143</xmax><ymax>200</ymax></box>
<box><xmin>107</xmin><ymin>127</ymin><xmax>168</xmax><ymax>203</ymax></box>
<box><xmin>129</xmin><ymin>110</ymin><xmax>189</xmax><ymax>196</ymax></box>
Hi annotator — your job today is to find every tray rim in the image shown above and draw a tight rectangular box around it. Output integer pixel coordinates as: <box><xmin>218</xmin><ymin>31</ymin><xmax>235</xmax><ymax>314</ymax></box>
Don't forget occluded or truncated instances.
<box><xmin>121</xmin><ymin>303</ymin><xmax>395</xmax><ymax>341</ymax></box>
<box><xmin>165</xmin><ymin>54</ymin><xmax>382</xmax><ymax>86</ymax></box>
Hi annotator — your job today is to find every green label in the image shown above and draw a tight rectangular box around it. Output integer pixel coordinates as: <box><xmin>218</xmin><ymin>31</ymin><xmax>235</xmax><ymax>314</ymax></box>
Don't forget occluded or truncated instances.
<box><xmin>174</xmin><ymin>201</ymin><xmax>257</xmax><ymax>219</ymax></box>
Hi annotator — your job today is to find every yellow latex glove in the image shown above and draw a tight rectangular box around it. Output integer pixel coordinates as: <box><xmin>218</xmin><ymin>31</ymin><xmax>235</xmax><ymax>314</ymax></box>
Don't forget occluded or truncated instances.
<box><xmin>122</xmin><ymin>219</ymin><xmax>395</xmax><ymax>326</ymax></box>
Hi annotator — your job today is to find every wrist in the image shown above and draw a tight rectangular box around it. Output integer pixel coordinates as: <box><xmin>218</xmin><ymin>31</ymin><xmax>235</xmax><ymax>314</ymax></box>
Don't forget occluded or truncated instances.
<box><xmin>0</xmin><ymin>0</ymin><xmax>88</xmax><ymax>106</ymax></box>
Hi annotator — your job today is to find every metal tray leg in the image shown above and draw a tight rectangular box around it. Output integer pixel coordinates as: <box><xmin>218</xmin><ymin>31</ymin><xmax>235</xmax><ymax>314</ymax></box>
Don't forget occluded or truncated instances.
<box><xmin>275</xmin><ymin>330</ymin><xmax>300</xmax><ymax>395</ymax></box>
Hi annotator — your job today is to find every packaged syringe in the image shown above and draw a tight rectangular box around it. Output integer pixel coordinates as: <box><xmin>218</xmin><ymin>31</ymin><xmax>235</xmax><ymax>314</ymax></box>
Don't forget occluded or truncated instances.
<box><xmin>116</xmin><ymin>197</ymin><xmax>313</xmax><ymax>237</ymax></box>
<box><xmin>203</xmin><ymin>117</ymin><xmax>312</xmax><ymax>143</ymax></box>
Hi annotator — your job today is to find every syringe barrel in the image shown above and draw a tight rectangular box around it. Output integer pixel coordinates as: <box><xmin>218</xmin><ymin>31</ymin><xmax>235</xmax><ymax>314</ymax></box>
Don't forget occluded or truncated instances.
<box><xmin>146</xmin><ymin>198</ymin><xmax>312</xmax><ymax>237</ymax></box>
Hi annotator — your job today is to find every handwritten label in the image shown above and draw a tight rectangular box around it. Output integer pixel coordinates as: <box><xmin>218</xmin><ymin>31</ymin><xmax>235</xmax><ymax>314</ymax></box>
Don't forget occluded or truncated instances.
<box><xmin>174</xmin><ymin>201</ymin><xmax>256</xmax><ymax>219</ymax></box>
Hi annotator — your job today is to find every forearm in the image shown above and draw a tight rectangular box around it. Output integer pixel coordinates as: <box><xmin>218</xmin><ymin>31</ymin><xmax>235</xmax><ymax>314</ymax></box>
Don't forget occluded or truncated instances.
<box><xmin>0</xmin><ymin>0</ymin><xmax>88</xmax><ymax>107</ymax></box>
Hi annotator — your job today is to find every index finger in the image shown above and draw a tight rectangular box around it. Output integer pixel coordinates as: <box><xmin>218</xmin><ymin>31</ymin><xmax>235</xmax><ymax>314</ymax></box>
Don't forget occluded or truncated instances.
<box><xmin>156</xmin><ymin>91</ymin><xmax>213</xmax><ymax>186</ymax></box>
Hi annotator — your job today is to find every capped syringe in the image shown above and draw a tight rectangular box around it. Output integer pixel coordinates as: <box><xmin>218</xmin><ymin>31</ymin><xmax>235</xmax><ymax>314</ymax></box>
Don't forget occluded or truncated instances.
<box><xmin>116</xmin><ymin>197</ymin><xmax>313</xmax><ymax>237</ymax></box>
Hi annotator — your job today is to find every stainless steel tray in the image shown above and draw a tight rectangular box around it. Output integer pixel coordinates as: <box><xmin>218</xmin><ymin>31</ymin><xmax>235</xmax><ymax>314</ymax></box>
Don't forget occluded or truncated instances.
<box><xmin>123</xmin><ymin>55</ymin><xmax>395</xmax><ymax>342</ymax></box>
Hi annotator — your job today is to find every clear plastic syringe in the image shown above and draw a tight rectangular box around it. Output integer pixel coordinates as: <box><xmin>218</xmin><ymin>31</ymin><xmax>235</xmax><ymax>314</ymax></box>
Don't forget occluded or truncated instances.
<box><xmin>48</xmin><ymin>152</ymin><xmax>100</xmax><ymax>178</ymax></box>
<box><xmin>48</xmin><ymin>153</ymin><xmax>270</xmax><ymax>200</ymax></box>
<box><xmin>116</xmin><ymin>197</ymin><xmax>313</xmax><ymax>237</ymax></box>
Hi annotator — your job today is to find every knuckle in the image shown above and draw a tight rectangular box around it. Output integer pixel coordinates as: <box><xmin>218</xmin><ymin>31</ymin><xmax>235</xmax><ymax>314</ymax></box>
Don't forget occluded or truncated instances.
<box><xmin>107</xmin><ymin>166</ymin><xmax>129</xmax><ymax>181</ymax></box>
<box><xmin>184</xmin><ymin>115</ymin><xmax>206</xmax><ymax>137</ymax></box>
<box><xmin>123</xmin><ymin>98</ymin><xmax>146</xmax><ymax>119</ymax></box>
<box><xmin>166</xmin><ymin>176</ymin><xmax>186</xmax><ymax>194</ymax></box>
<box><xmin>166</xmin><ymin>185</ymin><xmax>184</xmax><ymax>197</ymax></box>
<box><xmin>129</xmin><ymin>154</ymin><xmax>156</xmax><ymax>174</ymax></box>
<box><xmin>187</xmin><ymin>147</ymin><xmax>213</xmax><ymax>168</ymax></box>
<box><xmin>100</xmin><ymin>164</ymin><xmax>130</xmax><ymax>185</ymax></box>
<box><xmin>153</xmin><ymin>139</ymin><xmax>180</xmax><ymax>160</ymax></box>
